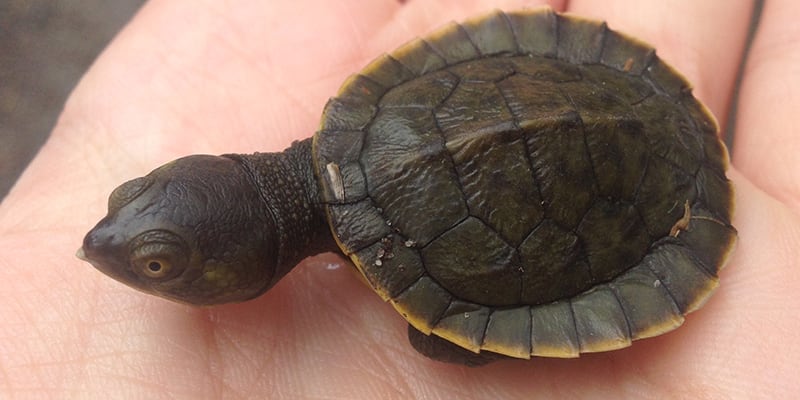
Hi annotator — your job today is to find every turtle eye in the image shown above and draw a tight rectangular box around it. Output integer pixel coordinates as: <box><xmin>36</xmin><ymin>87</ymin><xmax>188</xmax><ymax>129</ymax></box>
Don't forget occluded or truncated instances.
<box><xmin>131</xmin><ymin>246</ymin><xmax>183</xmax><ymax>280</ymax></box>
<box><xmin>129</xmin><ymin>231</ymin><xmax>188</xmax><ymax>281</ymax></box>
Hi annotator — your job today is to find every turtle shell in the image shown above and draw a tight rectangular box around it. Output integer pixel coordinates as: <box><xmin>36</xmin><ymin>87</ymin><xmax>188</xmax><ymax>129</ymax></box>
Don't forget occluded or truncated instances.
<box><xmin>312</xmin><ymin>8</ymin><xmax>736</xmax><ymax>359</ymax></box>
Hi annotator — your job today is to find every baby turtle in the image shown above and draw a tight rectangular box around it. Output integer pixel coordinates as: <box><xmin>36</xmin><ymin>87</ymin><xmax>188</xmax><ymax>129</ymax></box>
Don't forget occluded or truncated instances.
<box><xmin>79</xmin><ymin>8</ymin><xmax>737</xmax><ymax>366</ymax></box>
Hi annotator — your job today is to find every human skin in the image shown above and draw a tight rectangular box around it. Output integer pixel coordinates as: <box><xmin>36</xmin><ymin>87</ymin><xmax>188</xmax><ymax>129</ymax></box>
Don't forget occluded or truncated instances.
<box><xmin>1</xmin><ymin>0</ymin><xmax>798</xmax><ymax>398</ymax></box>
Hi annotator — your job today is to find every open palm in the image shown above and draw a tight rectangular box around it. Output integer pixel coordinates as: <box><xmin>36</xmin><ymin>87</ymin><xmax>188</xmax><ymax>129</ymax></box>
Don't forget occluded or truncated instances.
<box><xmin>1</xmin><ymin>0</ymin><xmax>798</xmax><ymax>398</ymax></box>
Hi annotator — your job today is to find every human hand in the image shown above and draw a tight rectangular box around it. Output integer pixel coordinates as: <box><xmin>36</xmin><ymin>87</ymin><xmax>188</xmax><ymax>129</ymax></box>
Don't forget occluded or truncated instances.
<box><xmin>1</xmin><ymin>0</ymin><xmax>797</xmax><ymax>398</ymax></box>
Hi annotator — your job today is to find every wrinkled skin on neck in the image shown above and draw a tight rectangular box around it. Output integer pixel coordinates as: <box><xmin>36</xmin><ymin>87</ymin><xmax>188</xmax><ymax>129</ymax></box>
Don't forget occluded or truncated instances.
<box><xmin>79</xmin><ymin>139</ymin><xmax>331</xmax><ymax>305</ymax></box>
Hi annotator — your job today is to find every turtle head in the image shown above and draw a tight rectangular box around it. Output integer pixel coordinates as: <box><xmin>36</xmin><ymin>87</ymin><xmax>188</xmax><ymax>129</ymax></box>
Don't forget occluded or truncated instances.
<box><xmin>79</xmin><ymin>155</ymin><xmax>280</xmax><ymax>305</ymax></box>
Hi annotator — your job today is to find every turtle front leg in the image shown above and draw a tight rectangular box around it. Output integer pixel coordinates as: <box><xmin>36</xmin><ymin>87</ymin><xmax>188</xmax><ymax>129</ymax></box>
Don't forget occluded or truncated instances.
<box><xmin>406</xmin><ymin>325</ymin><xmax>509</xmax><ymax>367</ymax></box>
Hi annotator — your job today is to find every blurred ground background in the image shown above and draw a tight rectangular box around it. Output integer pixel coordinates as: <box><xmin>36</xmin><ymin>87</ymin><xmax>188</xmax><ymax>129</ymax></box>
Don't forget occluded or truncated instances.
<box><xmin>0</xmin><ymin>0</ymin><xmax>145</xmax><ymax>200</ymax></box>
<box><xmin>0</xmin><ymin>1</ymin><xmax>760</xmax><ymax>202</ymax></box>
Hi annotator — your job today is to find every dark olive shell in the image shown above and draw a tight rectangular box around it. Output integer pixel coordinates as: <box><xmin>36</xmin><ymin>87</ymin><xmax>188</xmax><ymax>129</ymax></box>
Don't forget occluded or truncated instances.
<box><xmin>312</xmin><ymin>9</ymin><xmax>736</xmax><ymax>359</ymax></box>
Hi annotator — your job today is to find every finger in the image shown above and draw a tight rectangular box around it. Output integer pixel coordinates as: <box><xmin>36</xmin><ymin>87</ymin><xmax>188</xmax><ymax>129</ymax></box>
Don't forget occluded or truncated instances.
<box><xmin>59</xmin><ymin>0</ymin><xmax>407</xmax><ymax>153</ymax></box>
<box><xmin>716</xmin><ymin>170</ymin><xmax>800</xmax><ymax>398</ymax></box>
<box><xmin>733</xmin><ymin>0</ymin><xmax>800</xmax><ymax>210</ymax></box>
